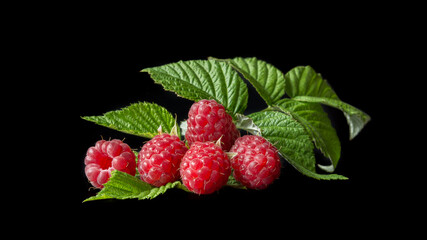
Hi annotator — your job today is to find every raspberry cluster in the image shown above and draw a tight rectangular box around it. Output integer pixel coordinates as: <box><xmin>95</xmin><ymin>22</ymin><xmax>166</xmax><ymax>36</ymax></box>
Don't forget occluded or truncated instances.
<box><xmin>84</xmin><ymin>99</ymin><xmax>281</xmax><ymax>194</ymax></box>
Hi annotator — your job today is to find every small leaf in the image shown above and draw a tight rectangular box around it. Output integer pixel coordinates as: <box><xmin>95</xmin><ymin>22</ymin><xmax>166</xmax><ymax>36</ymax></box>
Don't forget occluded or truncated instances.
<box><xmin>170</xmin><ymin>119</ymin><xmax>179</xmax><ymax>137</ymax></box>
<box><xmin>284</xmin><ymin>66</ymin><xmax>370</xmax><ymax>140</ymax></box>
<box><xmin>142</xmin><ymin>60</ymin><xmax>249</xmax><ymax>117</ymax></box>
<box><xmin>137</xmin><ymin>181</ymin><xmax>189</xmax><ymax>200</ymax></box>
<box><xmin>82</xmin><ymin>102</ymin><xmax>176</xmax><ymax>139</ymax></box>
<box><xmin>83</xmin><ymin>170</ymin><xmax>152</xmax><ymax>202</ymax></box>
<box><xmin>273</xmin><ymin>99</ymin><xmax>341</xmax><ymax>173</ymax></box>
<box><xmin>179</xmin><ymin>120</ymin><xmax>187</xmax><ymax>139</ymax></box>
<box><xmin>223</xmin><ymin>57</ymin><xmax>285</xmax><ymax>106</ymax></box>
<box><xmin>83</xmin><ymin>170</ymin><xmax>189</xmax><ymax>202</ymax></box>
<box><xmin>249</xmin><ymin>110</ymin><xmax>347</xmax><ymax>180</ymax></box>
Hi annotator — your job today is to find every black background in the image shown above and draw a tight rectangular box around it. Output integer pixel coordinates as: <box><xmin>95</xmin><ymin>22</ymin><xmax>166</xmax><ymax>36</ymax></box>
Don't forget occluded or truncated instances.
<box><xmin>48</xmin><ymin>12</ymin><xmax>406</xmax><ymax>231</ymax></box>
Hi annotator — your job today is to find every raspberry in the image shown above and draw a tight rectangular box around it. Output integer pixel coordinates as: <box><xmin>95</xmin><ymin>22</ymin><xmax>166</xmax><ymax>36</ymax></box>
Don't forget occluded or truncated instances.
<box><xmin>138</xmin><ymin>133</ymin><xmax>188</xmax><ymax>187</ymax></box>
<box><xmin>180</xmin><ymin>141</ymin><xmax>231</xmax><ymax>194</ymax></box>
<box><xmin>84</xmin><ymin>139</ymin><xmax>136</xmax><ymax>188</ymax></box>
<box><xmin>229</xmin><ymin>135</ymin><xmax>281</xmax><ymax>190</ymax></box>
<box><xmin>185</xmin><ymin>99</ymin><xmax>240</xmax><ymax>151</ymax></box>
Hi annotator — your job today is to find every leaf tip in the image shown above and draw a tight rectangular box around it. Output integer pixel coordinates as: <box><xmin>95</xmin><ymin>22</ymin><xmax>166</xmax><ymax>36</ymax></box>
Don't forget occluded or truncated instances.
<box><xmin>81</xmin><ymin>116</ymin><xmax>93</xmax><ymax>121</ymax></box>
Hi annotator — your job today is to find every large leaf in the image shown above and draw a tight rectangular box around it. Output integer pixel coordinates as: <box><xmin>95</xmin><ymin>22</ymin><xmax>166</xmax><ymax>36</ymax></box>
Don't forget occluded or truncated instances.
<box><xmin>82</xmin><ymin>102</ymin><xmax>176</xmax><ymax>138</ymax></box>
<box><xmin>248</xmin><ymin>110</ymin><xmax>347</xmax><ymax>180</ymax></box>
<box><xmin>284</xmin><ymin>66</ymin><xmax>370</xmax><ymax>139</ymax></box>
<box><xmin>142</xmin><ymin>60</ymin><xmax>248</xmax><ymax>117</ymax></box>
<box><xmin>83</xmin><ymin>170</ymin><xmax>189</xmax><ymax>202</ymax></box>
<box><xmin>220</xmin><ymin>57</ymin><xmax>285</xmax><ymax>106</ymax></box>
<box><xmin>273</xmin><ymin>99</ymin><xmax>340</xmax><ymax>173</ymax></box>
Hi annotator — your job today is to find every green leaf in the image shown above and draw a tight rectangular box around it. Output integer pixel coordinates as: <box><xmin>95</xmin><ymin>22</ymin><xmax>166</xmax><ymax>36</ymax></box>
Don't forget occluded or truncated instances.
<box><xmin>248</xmin><ymin>110</ymin><xmax>347</xmax><ymax>180</ymax></box>
<box><xmin>82</xmin><ymin>102</ymin><xmax>176</xmax><ymax>139</ymax></box>
<box><xmin>142</xmin><ymin>60</ymin><xmax>248</xmax><ymax>117</ymax></box>
<box><xmin>83</xmin><ymin>170</ymin><xmax>189</xmax><ymax>202</ymax></box>
<box><xmin>284</xmin><ymin>66</ymin><xmax>370</xmax><ymax>140</ymax></box>
<box><xmin>83</xmin><ymin>170</ymin><xmax>151</xmax><ymax>202</ymax></box>
<box><xmin>221</xmin><ymin>57</ymin><xmax>285</xmax><ymax>106</ymax></box>
<box><xmin>136</xmin><ymin>181</ymin><xmax>189</xmax><ymax>200</ymax></box>
<box><xmin>273</xmin><ymin>99</ymin><xmax>340</xmax><ymax>173</ymax></box>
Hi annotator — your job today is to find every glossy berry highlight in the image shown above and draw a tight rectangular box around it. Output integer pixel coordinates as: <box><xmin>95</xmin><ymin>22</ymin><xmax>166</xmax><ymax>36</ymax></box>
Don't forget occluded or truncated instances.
<box><xmin>138</xmin><ymin>133</ymin><xmax>188</xmax><ymax>187</ymax></box>
<box><xmin>84</xmin><ymin>139</ymin><xmax>136</xmax><ymax>188</ymax></box>
<box><xmin>230</xmin><ymin>135</ymin><xmax>281</xmax><ymax>189</ymax></box>
<box><xmin>185</xmin><ymin>99</ymin><xmax>240</xmax><ymax>151</ymax></box>
<box><xmin>180</xmin><ymin>141</ymin><xmax>231</xmax><ymax>194</ymax></box>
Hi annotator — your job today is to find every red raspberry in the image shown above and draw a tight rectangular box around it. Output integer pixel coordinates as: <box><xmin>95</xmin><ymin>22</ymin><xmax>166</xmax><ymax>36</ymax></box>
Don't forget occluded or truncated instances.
<box><xmin>185</xmin><ymin>99</ymin><xmax>240</xmax><ymax>151</ymax></box>
<box><xmin>180</xmin><ymin>141</ymin><xmax>231</xmax><ymax>194</ymax></box>
<box><xmin>138</xmin><ymin>133</ymin><xmax>188</xmax><ymax>187</ymax></box>
<box><xmin>229</xmin><ymin>135</ymin><xmax>281</xmax><ymax>190</ymax></box>
<box><xmin>84</xmin><ymin>139</ymin><xmax>136</xmax><ymax>188</ymax></box>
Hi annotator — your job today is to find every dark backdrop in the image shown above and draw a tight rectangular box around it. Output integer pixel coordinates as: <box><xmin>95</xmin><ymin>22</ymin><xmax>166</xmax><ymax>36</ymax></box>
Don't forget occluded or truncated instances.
<box><xmin>56</xmin><ymin>21</ymin><xmax>396</xmax><ymax>227</ymax></box>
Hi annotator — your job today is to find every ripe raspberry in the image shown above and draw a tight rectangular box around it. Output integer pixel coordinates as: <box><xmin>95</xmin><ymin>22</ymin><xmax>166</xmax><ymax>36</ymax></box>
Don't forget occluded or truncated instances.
<box><xmin>180</xmin><ymin>141</ymin><xmax>231</xmax><ymax>194</ymax></box>
<box><xmin>185</xmin><ymin>99</ymin><xmax>240</xmax><ymax>151</ymax></box>
<box><xmin>229</xmin><ymin>135</ymin><xmax>281</xmax><ymax>190</ymax></box>
<box><xmin>138</xmin><ymin>133</ymin><xmax>188</xmax><ymax>187</ymax></box>
<box><xmin>84</xmin><ymin>139</ymin><xmax>136</xmax><ymax>188</ymax></box>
